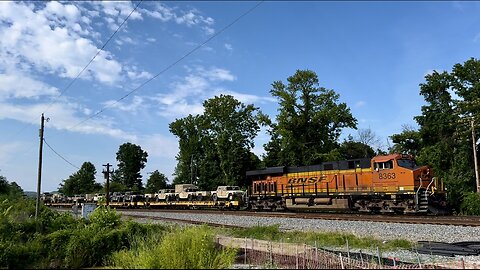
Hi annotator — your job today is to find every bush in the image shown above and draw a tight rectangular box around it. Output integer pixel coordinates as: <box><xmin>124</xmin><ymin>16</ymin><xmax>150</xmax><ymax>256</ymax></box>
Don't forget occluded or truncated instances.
<box><xmin>110</xmin><ymin>225</ymin><xmax>237</xmax><ymax>269</ymax></box>
<box><xmin>88</xmin><ymin>205</ymin><xmax>122</xmax><ymax>229</ymax></box>
<box><xmin>460</xmin><ymin>192</ymin><xmax>480</xmax><ymax>215</ymax></box>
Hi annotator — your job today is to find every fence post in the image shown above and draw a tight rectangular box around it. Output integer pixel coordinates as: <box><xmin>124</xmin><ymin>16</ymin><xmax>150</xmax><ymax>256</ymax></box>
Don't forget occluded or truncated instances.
<box><xmin>461</xmin><ymin>257</ymin><xmax>465</xmax><ymax>269</ymax></box>
<box><xmin>296</xmin><ymin>245</ymin><xmax>299</xmax><ymax>269</ymax></box>
<box><xmin>303</xmin><ymin>244</ymin><xmax>306</xmax><ymax>269</ymax></box>
<box><xmin>415</xmin><ymin>248</ymin><xmax>422</xmax><ymax>268</ymax></box>
<box><xmin>346</xmin><ymin>238</ymin><xmax>350</xmax><ymax>261</ymax></box>
<box><xmin>359</xmin><ymin>250</ymin><xmax>364</xmax><ymax>265</ymax></box>
<box><xmin>376</xmin><ymin>246</ymin><xmax>382</xmax><ymax>266</ymax></box>
<box><xmin>339</xmin><ymin>253</ymin><xmax>344</xmax><ymax>269</ymax></box>
<box><xmin>244</xmin><ymin>237</ymin><xmax>247</xmax><ymax>265</ymax></box>
<box><xmin>393</xmin><ymin>257</ymin><xmax>396</xmax><ymax>267</ymax></box>
<box><xmin>269</xmin><ymin>241</ymin><xmax>273</xmax><ymax>267</ymax></box>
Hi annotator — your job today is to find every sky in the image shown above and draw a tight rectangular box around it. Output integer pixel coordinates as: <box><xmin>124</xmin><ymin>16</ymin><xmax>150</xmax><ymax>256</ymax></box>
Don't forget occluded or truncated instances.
<box><xmin>0</xmin><ymin>1</ymin><xmax>479</xmax><ymax>193</ymax></box>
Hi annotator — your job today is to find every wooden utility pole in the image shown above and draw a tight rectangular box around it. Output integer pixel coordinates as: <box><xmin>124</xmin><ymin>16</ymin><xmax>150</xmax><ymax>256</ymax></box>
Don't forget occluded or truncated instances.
<box><xmin>471</xmin><ymin>119</ymin><xmax>480</xmax><ymax>193</ymax></box>
<box><xmin>102</xmin><ymin>163</ymin><xmax>114</xmax><ymax>206</ymax></box>
<box><xmin>35</xmin><ymin>113</ymin><xmax>46</xmax><ymax>220</ymax></box>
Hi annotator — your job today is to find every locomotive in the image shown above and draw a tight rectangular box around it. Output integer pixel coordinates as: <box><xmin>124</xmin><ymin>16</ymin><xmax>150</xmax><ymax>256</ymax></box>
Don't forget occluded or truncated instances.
<box><xmin>42</xmin><ymin>153</ymin><xmax>448</xmax><ymax>214</ymax></box>
<box><xmin>246</xmin><ymin>153</ymin><xmax>447</xmax><ymax>214</ymax></box>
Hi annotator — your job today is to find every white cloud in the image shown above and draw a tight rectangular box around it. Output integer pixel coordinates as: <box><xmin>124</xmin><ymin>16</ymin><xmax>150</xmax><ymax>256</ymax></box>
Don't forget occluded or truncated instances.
<box><xmin>355</xmin><ymin>101</ymin><xmax>366</xmax><ymax>108</ymax></box>
<box><xmin>151</xmin><ymin>66</ymin><xmax>275</xmax><ymax>119</ymax></box>
<box><xmin>215</xmin><ymin>90</ymin><xmax>276</xmax><ymax>104</ymax></box>
<box><xmin>0</xmin><ymin>101</ymin><xmax>136</xmax><ymax>141</ymax></box>
<box><xmin>141</xmin><ymin>133</ymin><xmax>180</xmax><ymax>159</ymax></box>
<box><xmin>140</xmin><ymin>3</ymin><xmax>215</xmax><ymax>35</ymax></box>
<box><xmin>103</xmin><ymin>96</ymin><xmax>145</xmax><ymax>114</ymax></box>
<box><xmin>0</xmin><ymin>73</ymin><xmax>58</xmax><ymax>100</ymax></box>
<box><xmin>224</xmin><ymin>43</ymin><xmax>233</xmax><ymax>51</ymax></box>
<box><xmin>0</xmin><ymin>2</ymin><xmax>124</xmax><ymax>84</ymax></box>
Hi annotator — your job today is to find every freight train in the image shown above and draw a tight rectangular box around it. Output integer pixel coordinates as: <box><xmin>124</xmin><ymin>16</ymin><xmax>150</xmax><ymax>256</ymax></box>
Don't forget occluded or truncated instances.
<box><xmin>42</xmin><ymin>153</ymin><xmax>448</xmax><ymax>214</ymax></box>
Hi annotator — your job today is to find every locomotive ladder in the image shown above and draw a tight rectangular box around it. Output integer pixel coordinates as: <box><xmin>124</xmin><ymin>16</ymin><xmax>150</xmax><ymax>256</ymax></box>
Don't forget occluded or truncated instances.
<box><xmin>415</xmin><ymin>178</ymin><xmax>435</xmax><ymax>213</ymax></box>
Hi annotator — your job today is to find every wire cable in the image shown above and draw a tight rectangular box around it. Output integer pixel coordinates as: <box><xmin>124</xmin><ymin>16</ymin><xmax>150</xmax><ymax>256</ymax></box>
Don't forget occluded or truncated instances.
<box><xmin>4</xmin><ymin>0</ymin><xmax>143</xmax><ymax>142</ymax></box>
<box><xmin>67</xmin><ymin>1</ymin><xmax>264</xmax><ymax>130</ymax></box>
<box><xmin>43</xmin><ymin>138</ymin><xmax>80</xmax><ymax>170</ymax></box>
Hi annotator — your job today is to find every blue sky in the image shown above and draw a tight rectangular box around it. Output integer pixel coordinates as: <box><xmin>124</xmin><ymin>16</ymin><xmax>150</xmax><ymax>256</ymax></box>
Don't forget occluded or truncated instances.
<box><xmin>0</xmin><ymin>1</ymin><xmax>479</xmax><ymax>192</ymax></box>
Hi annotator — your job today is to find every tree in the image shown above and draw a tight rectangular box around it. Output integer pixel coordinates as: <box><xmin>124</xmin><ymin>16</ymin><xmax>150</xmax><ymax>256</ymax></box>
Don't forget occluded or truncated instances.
<box><xmin>0</xmin><ymin>175</ymin><xmax>9</xmax><ymax>194</ymax></box>
<box><xmin>169</xmin><ymin>95</ymin><xmax>263</xmax><ymax>189</ymax></box>
<box><xmin>145</xmin><ymin>170</ymin><xmax>168</xmax><ymax>193</ymax></box>
<box><xmin>265</xmin><ymin>69</ymin><xmax>357</xmax><ymax>166</ymax></box>
<box><xmin>58</xmin><ymin>162</ymin><xmax>101</xmax><ymax>196</ymax></box>
<box><xmin>114</xmin><ymin>143</ymin><xmax>148</xmax><ymax>191</ymax></box>
<box><xmin>411</xmin><ymin>58</ymin><xmax>480</xmax><ymax>211</ymax></box>
<box><xmin>169</xmin><ymin>115</ymin><xmax>205</xmax><ymax>185</ymax></box>
<box><xmin>389</xmin><ymin>125</ymin><xmax>422</xmax><ymax>156</ymax></box>
<box><xmin>338</xmin><ymin>135</ymin><xmax>375</xmax><ymax>160</ymax></box>
<box><xmin>202</xmin><ymin>95</ymin><xmax>262</xmax><ymax>187</ymax></box>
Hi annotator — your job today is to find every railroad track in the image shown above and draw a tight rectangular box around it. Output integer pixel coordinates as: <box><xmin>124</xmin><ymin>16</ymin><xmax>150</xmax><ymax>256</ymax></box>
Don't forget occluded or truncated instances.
<box><xmin>116</xmin><ymin>208</ymin><xmax>480</xmax><ymax>227</ymax></box>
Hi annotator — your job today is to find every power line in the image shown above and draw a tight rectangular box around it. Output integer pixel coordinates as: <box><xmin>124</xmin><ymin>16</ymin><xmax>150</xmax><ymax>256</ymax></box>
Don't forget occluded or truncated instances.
<box><xmin>43</xmin><ymin>138</ymin><xmax>80</xmax><ymax>170</ymax></box>
<box><xmin>43</xmin><ymin>138</ymin><xmax>110</xmax><ymax>181</ymax></box>
<box><xmin>4</xmin><ymin>0</ymin><xmax>143</xmax><ymax>142</ymax></box>
<box><xmin>67</xmin><ymin>1</ymin><xmax>264</xmax><ymax>130</ymax></box>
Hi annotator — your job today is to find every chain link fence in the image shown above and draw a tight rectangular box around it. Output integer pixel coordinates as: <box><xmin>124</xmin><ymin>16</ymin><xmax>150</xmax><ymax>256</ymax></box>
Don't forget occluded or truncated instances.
<box><xmin>217</xmin><ymin>236</ymin><xmax>479</xmax><ymax>269</ymax></box>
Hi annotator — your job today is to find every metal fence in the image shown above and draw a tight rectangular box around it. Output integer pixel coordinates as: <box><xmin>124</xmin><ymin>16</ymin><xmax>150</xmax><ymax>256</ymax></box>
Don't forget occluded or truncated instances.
<box><xmin>216</xmin><ymin>236</ymin><xmax>480</xmax><ymax>269</ymax></box>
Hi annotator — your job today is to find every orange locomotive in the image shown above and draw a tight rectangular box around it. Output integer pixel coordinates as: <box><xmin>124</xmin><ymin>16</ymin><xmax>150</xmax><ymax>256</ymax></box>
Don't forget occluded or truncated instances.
<box><xmin>246</xmin><ymin>154</ymin><xmax>447</xmax><ymax>214</ymax></box>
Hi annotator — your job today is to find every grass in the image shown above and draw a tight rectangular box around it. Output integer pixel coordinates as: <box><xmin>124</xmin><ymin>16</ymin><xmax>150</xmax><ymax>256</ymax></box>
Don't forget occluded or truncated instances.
<box><xmin>219</xmin><ymin>224</ymin><xmax>413</xmax><ymax>251</ymax></box>
<box><xmin>109</xmin><ymin>225</ymin><xmax>237</xmax><ymax>269</ymax></box>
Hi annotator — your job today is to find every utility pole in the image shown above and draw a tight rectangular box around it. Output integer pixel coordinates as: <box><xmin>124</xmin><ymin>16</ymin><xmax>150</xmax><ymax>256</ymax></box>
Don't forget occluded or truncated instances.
<box><xmin>471</xmin><ymin>119</ymin><xmax>480</xmax><ymax>193</ymax></box>
<box><xmin>35</xmin><ymin>113</ymin><xmax>46</xmax><ymax>220</ymax></box>
<box><xmin>102</xmin><ymin>163</ymin><xmax>114</xmax><ymax>206</ymax></box>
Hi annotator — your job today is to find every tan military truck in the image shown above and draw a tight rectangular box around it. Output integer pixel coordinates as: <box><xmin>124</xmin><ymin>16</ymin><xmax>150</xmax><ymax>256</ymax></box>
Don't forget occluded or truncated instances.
<box><xmin>211</xmin><ymin>186</ymin><xmax>245</xmax><ymax>201</ymax></box>
<box><xmin>175</xmin><ymin>184</ymin><xmax>210</xmax><ymax>201</ymax></box>
<box><xmin>154</xmin><ymin>189</ymin><xmax>175</xmax><ymax>202</ymax></box>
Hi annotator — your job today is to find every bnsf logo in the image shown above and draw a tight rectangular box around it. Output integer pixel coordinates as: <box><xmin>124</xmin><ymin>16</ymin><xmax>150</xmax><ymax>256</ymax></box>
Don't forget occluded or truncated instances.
<box><xmin>288</xmin><ymin>176</ymin><xmax>326</xmax><ymax>184</ymax></box>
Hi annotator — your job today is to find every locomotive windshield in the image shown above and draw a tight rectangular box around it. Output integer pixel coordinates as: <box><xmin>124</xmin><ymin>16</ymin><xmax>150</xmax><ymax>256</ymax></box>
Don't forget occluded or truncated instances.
<box><xmin>397</xmin><ymin>159</ymin><xmax>419</xmax><ymax>169</ymax></box>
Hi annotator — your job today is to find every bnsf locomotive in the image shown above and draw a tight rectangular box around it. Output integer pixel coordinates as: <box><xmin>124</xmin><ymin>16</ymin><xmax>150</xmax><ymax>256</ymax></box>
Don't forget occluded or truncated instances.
<box><xmin>246</xmin><ymin>153</ymin><xmax>447</xmax><ymax>214</ymax></box>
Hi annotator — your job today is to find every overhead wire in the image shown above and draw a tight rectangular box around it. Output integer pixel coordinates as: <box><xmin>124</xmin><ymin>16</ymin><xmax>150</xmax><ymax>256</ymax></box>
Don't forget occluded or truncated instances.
<box><xmin>4</xmin><ymin>0</ymin><xmax>143</xmax><ymax>142</ymax></box>
<box><xmin>43</xmin><ymin>138</ymin><xmax>80</xmax><ymax>170</ymax></box>
<box><xmin>6</xmin><ymin>1</ymin><xmax>263</xmax><ymax>188</ymax></box>
<box><xmin>43</xmin><ymin>138</ymin><xmax>109</xmax><ymax>180</ymax></box>
<box><xmin>67</xmin><ymin>1</ymin><xmax>264</xmax><ymax>130</ymax></box>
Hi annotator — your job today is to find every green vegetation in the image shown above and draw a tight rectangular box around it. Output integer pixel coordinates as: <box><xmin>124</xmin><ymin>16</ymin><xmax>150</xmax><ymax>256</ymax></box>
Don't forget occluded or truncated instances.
<box><xmin>109</xmin><ymin>225</ymin><xmax>237</xmax><ymax>269</ymax></box>
<box><xmin>222</xmin><ymin>224</ymin><xmax>412</xmax><ymax>251</ymax></box>
<box><xmin>0</xmin><ymin>178</ymin><xmax>235</xmax><ymax>269</ymax></box>
<box><xmin>145</xmin><ymin>170</ymin><xmax>169</xmax><ymax>193</ymax></box>
<box><xmin>58</xmin><ymin>161</ymin><xmax>102</xmax><ymax>196</ymax></box>
<box><xmin>169</xmin><ymin>94</ymin><xmax>263</xmax><ymax>190</ymax></box>
<box><xmin>460</xmin><ymin>192</ymin><xmax>480</xmax><ymax>215</ymax></box>
<box><xmin>390</xmin><ymin>58</ymin><xmax>480</xmax><ymax>212</ymax></box>
<box><xmin>113</xmin><ymin>142</ymin><xmax>149</xmax><ymax>191</ymax></box>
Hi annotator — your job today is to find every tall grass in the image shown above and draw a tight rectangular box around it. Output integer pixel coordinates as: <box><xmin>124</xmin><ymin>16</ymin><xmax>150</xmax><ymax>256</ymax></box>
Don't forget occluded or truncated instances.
<box><xmin>109</xmin><ymin>225</ymin><xmax>237</xmax><ymax>269</ymax></box>
<box><xmin>224</xmin><ymin>224</ymin><xmax>412</xmax><ymax>251</ymax></box>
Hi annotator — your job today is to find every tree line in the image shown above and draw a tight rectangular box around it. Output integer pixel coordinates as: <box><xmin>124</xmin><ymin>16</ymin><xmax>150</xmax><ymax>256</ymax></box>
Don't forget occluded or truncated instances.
<box><xmin>56</xmin><ymin>58</ymin><xmax>480</xmax><ymax>212</ymax></box>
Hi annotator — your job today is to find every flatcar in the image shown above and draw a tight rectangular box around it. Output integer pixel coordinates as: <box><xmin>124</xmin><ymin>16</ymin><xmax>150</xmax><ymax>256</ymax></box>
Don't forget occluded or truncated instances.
<box><xmin>246</xmin><ymin>153</ymin><xmax>447</xmax><ymax>214</ymax></box>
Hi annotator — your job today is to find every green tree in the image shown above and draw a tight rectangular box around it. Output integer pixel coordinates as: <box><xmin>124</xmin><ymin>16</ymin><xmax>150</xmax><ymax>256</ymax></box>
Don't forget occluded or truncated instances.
<box><xmin>202</xmin><ymin>94</ymin><xmax>262</xmax><ymax>187</ymax></box>
<box><xmin>265</xmin><ymin>69</ymin><xmax>357</xmax><ymax>166</ymax></box>
<box><xmin>338</xmin><ymin>136</ymin><xmax>375</xmax><ymax>160</ymax></box>
<box><xmin>114</xmin><ymin>143</ymin><xmax>148</xmax><ymax>191</ymax></box>
<box><xmin>170</xmin><ymin>95</ymin><xmax>263</xmax><ymax>189</ymax></box>
<box><xmin>169</xmin><ymin>115</ymin><xmax>205</xmax><ymax>186</ymax></box>
<box><xmin>145</xmin><ymin>170</ymin><xmax>168</xmax><ymax>193</ymax></box>
<box><xmin>409</xmin><ymin>58</ymin><xmax>480</xmax><ymax>211</ymax></box>
<box><xmin>389</xmin><ymin>125</ymin><xmax>422</xmax><ymax>156</ymax></box>
<box><xmin>58</xmin><ymin>162</ymin><xmax>101</xmax><ymax>196</ymax></box>
<box><xmin>0</xmin><ymin>175</ymin><xmax>9</xmax><ymax>194</ymax></box>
